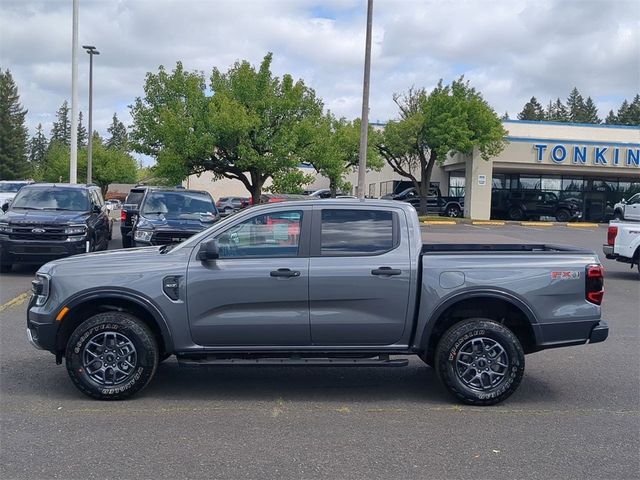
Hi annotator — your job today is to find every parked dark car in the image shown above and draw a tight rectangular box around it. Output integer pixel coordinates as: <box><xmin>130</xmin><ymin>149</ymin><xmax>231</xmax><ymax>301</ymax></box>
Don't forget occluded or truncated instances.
<box><xmin>216</xmin><ymin>196</ymin><xmax>250</xmax><ymax>216</ymax></box>
<box><xmin>491</xmin><ymin>190</ymin><xmax>582</xmax><ymax>222</ymax></box>
<box><xmin>382</xmin><ymin>187</ymin><xmax>465</xmax><ymax>217</ymax></box>
<box><xmin>0</xmin><ymin>183</ymin><xmax>111</xmax><ymax>272</ymax></box>
<box><xmin>131</xmin><ymin>188</ymin><xmax>220</xmax><ymax>247</ymax></box>
<box><xmin>120</xmin><ymin>186</ymin><xmax>150</xmax><ymax>248</ymax></box>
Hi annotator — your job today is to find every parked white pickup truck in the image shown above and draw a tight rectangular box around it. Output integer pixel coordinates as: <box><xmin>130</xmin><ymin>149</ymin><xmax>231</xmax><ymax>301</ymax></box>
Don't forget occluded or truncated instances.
<box><xmin>603</xmin><ymin>220</ymin><xmax>640</xmax><ymax>275</ymax></box>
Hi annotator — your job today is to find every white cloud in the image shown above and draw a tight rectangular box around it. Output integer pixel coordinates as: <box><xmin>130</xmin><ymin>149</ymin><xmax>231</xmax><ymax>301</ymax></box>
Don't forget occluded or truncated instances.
<box><xmin>1</xmin><ymin>0</ymin><xmax>638</xmax><ymax>154</ymax></box>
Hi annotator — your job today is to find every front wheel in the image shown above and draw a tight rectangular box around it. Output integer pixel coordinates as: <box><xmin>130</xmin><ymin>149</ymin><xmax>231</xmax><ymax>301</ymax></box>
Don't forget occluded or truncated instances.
<box><xmin>434</xmin><ymin>318</ymin><xmax>525</xmax><ymax>406</ymax></box>
<box><xmin>65</xmin><ymin>312</ymin><xmax>159</xmax><ymax>400</ymax></box>
<box><xmin>555</xmin><ymin>208</ymin><xmax>571</xmax><ymax>223</ymax></box>
<box><xmin>507</xmin><ymin>206</ymin><xmax>524</xmax><ymax>221</ymax></box>
<box><xmin>445</xmin><ymin>205</ymin><xmax>461</xmax><ymax>218</ymax></box>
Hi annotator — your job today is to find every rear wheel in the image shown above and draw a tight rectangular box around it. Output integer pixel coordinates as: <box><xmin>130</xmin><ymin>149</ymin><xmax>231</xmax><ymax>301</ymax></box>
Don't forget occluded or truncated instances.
<box><xmin>65</xmin><ymin>312</ymin><xmax>159</xmax><ymax>400</ymax></box>
<box><xmin>434</xmin><ymin>318</ymin><xmax>525</xmax><ymax>406</ymax></box>
<box><xmin>614</xmin><ymin>210</ymin><xmax>623</xmax><ymax>220</ymax></box>
<box><xmin>507</xmin><ymin>206</ymin><xmax>524</xmax><ymax>221</ymax></box>
<box><xmin>445</xmin><ymin>205</ymin><xmax>461</xmax><ymax>218</ymax></box>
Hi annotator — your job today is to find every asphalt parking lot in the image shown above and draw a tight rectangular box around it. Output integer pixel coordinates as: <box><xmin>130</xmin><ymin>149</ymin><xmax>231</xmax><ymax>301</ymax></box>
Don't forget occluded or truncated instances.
<box><xmin>1</xmin><ymin>223</ymin><xmax>638</xmax><ymax>480</ymax></box>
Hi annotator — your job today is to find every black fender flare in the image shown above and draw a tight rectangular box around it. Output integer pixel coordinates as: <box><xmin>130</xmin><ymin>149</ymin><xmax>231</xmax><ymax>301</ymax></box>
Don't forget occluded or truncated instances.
<box><xmin>57</xmin><ymin>288</ymin><xmax>174</xmax><ymax>352</ymax></box>
<box><xmin>419</xmin><ymin>288</ymin><xmax>541</xmax><ymax>351</ymax></box>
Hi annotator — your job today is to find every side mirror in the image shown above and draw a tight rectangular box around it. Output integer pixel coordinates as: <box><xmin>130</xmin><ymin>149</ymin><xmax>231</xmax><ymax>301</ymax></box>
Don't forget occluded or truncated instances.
<box><xmin>1</xmin><ymin>203</ymin><xmax>8</xmax><ymax>213</ymax></box>
<box><xmin>621</xmin><ymin>198</ymin><xmax>627</xmax><ymax>204</ymax></box>
<box><xmin>197</xmin><ymin>240</ymin><xmax>219</xmax><ymax>261</ymax></box>
<box><xmin>92</xmin><ymin>204</ymin><xmax>102</xmax><ymax>213</ymax></box>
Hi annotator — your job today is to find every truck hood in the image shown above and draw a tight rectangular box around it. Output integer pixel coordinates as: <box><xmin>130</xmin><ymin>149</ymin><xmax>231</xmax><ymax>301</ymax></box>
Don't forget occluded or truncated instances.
<box><xmin>1</xmin><ymin>209</ymin><xmax>88</xmax><ymax>225</ymax></box>
<box><xmin>137</xmin><ymin>214</ymin><xmax>218</xmax><ymax>233</ymax></box>
<box><xmin>39</xmin><ymin>245</ymin><xmax>174</xmax><ymax>272</ymax></box>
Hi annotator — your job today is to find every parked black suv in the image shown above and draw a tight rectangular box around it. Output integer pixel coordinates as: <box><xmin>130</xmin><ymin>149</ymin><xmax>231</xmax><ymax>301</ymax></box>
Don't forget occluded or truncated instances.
<box><xmin>491</xmin><ymin>189</ymin><xmax>582</xmax><ymax>222</ymax></box>
<box><xmin>131</xmin><ymin>188</ymin><xmax>219</xmax><ymax>247</ymax></box>
<box><xmin>0</xmin><ymin>183</ymin><xmax>111</xmax><ymax>272</ymax></box>
<box><xmin>382</xmin><ymin>187</ymin><xmax>465</xmax><ymax>217</ymax></box>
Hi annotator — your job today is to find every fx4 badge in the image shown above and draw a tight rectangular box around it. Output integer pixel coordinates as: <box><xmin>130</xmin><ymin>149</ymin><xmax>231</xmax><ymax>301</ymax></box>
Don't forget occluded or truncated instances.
<box><xmin>551</xmin><ymin>271</ymin><xmax>580</xmax><ymax>280</ymax></box>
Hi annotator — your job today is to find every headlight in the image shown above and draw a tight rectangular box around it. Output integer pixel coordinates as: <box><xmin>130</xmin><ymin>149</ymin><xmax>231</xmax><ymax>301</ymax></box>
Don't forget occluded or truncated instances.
<box><xmin>134</xmin><ymin>229</ymin><xmax>153</xmax><ymax>242</ymax></box>
<box><xmin>64</xmin><ymin>225</ymin><xmax>87</xmax><ymax>235</ymax></box>
<box><xmin>31</xmin><ymin>273</ymin><xmax>51</xmax><ymax>307</ymax></box>
<box><xmin>0</xmin><ymin>222</ymin><xmax>12</xmax><ymax>233</ymax></box>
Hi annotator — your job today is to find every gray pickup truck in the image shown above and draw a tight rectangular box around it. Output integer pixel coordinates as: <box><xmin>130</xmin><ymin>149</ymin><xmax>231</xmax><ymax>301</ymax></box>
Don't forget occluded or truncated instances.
<box><xmin>27</xmin><ymin>199</ymin><xmax>608</xmax><ymax>405</ymax></box>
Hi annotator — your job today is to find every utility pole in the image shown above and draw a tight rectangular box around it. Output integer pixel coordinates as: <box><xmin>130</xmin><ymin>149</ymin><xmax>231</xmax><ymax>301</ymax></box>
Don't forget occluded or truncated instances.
<box><xmin>83</xmin><ymin>45</ymin><xmax>100</xmax><ymax>184</ymax></box>
<box><xmin>356</xmin><ymin>0</ymin><xmax>373</xmax><ymax>199</ymax></box>
<box><xmin>70</xmin><ymin>0</ymin><xmax>79</xmax><ymax>184</ymax></box>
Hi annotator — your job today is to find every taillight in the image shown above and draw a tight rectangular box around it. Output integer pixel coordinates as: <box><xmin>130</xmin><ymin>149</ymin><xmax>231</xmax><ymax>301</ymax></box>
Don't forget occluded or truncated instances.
<box><xmin>120</xmin><ymin>209</ymin><xmax>127</xmax><ymax>222</ymax></box>
<box><xmin>585</xmin><ymin>264</ymin><xmax>604</xmax><ymax>305</ymax></box>
<box><xmin>607</xmin><ymin>226</ymin><xmax>618</xmax><ymax>246</ymax></box>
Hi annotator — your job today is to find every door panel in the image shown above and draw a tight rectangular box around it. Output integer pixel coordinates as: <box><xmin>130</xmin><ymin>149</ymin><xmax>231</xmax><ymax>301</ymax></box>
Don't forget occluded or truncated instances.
<box><xmin>186</xmin><ymin>208</ymin><xmax>311</xmax><ymax>346</ymax></box>
<box><xmin>309</xmin><ymin>208</ymin><xmax>412</xmax><ymax>345</ymax></box>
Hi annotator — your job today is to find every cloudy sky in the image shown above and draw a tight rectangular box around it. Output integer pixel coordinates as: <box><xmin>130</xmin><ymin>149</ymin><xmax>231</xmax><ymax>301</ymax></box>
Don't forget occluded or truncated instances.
<box><xmin>1</xmin><ymin>0</ymin><xmax>639</xmax><ymax>152</ymax></box>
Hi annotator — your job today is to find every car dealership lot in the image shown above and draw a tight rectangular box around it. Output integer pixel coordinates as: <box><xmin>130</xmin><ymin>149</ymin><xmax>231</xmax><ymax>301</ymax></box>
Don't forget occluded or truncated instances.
<box><xmin>1</xmin><ymin>225</ymin><xmax>638</xmax><ymax>480</ymax></box>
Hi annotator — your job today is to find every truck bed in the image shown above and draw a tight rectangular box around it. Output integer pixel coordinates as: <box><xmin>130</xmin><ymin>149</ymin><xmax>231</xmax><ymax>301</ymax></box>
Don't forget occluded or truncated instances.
<box><xmin>421</xmin><ymin>243</ymin><xmax>592</xmax><ymax>254</ymax></box>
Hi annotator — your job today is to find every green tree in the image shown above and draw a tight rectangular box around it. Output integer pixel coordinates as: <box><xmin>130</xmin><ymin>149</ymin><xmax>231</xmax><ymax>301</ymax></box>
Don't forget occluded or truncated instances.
<box><xmin>306</xmin><ymin>114</ymin><xmax>382</xmax><ymax>196</ymax></box>
<box><xmin>545</xmin><ymin>98</ymin><xmax>569</xmax><ymax>122</ymax></box>
<box><xmin>29</xmin><ymin>123</ymin><xmax>48</xmax><ymax>170</ymax></box>
<box><xmin>267</xmin><ymin>169</ymin><xmax>315</xmax><ymax>194</ymax></box>
<box><xmin>566</xmin><ymin>87</ymin><xmax>586</xmax><ymax>122</ymax></box>
<box><xmin>377</xmin><ymin>79</ymin><xmax>507</xmax><ymax>215</ymax></box>
<box><xmin>582</xmin><ymin>97</ymin><xmax>600</xmax><ymax>124</ymax></box>
<box><xmin>77</xmin><ymin>111</ymin><xmax>88</xmax><ymax>148</ymax></box>
<box><xmin>517</xmin><ymin>96</ymin><xmax>545</xmax><ymax>120</ymax></box>
<box><xmin>106</xmin><ymin>113</ymin><xmax>128</xmax><ymax>150</ymax></box>
<box><xmin>40</xmin><ymin>135</ymin><xmax>137</xmax><ymax>195</ymax></box>
<box><xmin>501</xmin><ymin>111</ymin><xmax>510</xmax><ymax>120</ymax></box>
<box><xmin>50</xmin><ymin>100</ymin><xmax>71</xmax><ymax>146</ymax></box>
<box><xmin>0</xmin><ymin>69</ymin><xmax>29</xmax><ymax>180</ymax></box>
<box><xmin>616</xmin><ymin>95</ymin><xmax>640</xmax><ymax>126</ymax></box>
<box><xmin>130</xmin><ymin>53</ymin><xmax>324</xmax><ymax>203</ymax></box>
<box><xmin>604</xmin><ymin>109</ymin><xmax>618</xmax><ymax>124</ymax></box>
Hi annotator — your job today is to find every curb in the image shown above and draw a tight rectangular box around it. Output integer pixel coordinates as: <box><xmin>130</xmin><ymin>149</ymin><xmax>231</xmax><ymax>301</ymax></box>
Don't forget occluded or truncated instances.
<box><xmin>423</xmin><ymin>220</ymin><xmax>457</xmax><ymax>225</ymax></box>
<box><xmin>521</xmin><ymin>222</ymin><xmax>554</xmax><ymax>227</ymax></box>
<box><xmin>566</xmin><ymin>223</ymin><xmax>600</xmax><ymax>228</ymax></box>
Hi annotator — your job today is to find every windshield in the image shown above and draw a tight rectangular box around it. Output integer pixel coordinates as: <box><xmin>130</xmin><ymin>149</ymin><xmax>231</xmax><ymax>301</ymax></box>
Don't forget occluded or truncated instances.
<box><xmin>0</xmin><ymin>182</ymin><xmax>26</xmax><ymax>193</ymax></box>
<box><xmin>141</xmin><ymin>191</ymin><xmax>217</xmax><ymax>218</ymax></box>
<box><xmin>11</xmin><ymin>187</ymin><xmax>89</xmax><ymax>211</ymax></box>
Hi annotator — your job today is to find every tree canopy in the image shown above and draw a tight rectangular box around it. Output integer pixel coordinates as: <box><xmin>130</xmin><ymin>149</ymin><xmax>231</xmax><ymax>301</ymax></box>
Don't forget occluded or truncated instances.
<box><xmin>106</xmin><ymin>113</ymin><xmax>128</xmax><ymax>150</ymax></box>
<box><xmin>0</xmin><ymin>69</ymin><xmax>29</xmax><ymax>180</ymax></box>
<box><xmin>378</xmin><ymin>78</ymin><xmax>507</xmax><ymax>214</ymax></box>
<box><xmin>518</xmin><ymin>97</ymin><xmax>545</xmax><ymax>120</ymax></box>
<box><xmin>50</xmin><ymin>100</ymin><xmax>71</xmax><ymax>147</ymax></box>
<box><xmin>130</xmin><ymin>53</ymin><xmax>325</xmax><ymax>202</ymax></box>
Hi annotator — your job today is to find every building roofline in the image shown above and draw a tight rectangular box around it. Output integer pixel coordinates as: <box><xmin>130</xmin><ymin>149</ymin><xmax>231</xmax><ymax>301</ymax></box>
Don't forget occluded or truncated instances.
<box><xmin>503</xmin><ymin>119</ymin><xmax>640</xmax><ymax>130</ymax></box>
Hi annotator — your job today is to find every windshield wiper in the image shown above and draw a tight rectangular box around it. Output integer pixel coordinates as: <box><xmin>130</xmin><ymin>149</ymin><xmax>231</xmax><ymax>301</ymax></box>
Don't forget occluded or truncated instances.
<box><xmin>13</xmin><ymin>206</ymin><xmax>43</xmax><ymax>210</ymax></box>
<box><xmin>144</xmin><ymin>211</ymin><xmax>166</xmax><ymax>216</ymax></box>
<box><xmin>42</xmin><ymin>208</ymin><xmax>79</xmax><ymax>211</ymax></box>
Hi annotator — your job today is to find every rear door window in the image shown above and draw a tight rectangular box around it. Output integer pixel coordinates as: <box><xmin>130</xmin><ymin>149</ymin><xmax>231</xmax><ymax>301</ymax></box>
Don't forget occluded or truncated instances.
<box><xmin>320</xmin><ymin>209</ymin><xmax>394</xmax><ymax>256</ymax></box>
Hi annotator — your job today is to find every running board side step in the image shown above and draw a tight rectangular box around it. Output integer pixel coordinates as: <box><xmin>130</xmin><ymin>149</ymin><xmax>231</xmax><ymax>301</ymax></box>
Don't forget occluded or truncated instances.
<box><xmin>177</xmin><ymin>355</ymin><xmax>409</xmax><ymax>368</ymax></box>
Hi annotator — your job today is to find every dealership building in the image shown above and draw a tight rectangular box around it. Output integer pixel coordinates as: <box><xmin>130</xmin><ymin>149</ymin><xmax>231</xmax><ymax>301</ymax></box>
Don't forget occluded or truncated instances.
<box><xmin>186</xmin><ymin>120</ymin><xmax>639</xmax><ymax>221</ymax></box>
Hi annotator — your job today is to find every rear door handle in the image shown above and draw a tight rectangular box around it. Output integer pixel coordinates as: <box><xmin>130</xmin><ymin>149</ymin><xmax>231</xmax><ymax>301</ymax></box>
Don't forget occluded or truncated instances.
<box><xmin>270</xmin><ymin>268</ymin><xmax>301</xmax><ymax>278</ymax></box>
<box><xmin>371</xmin><ymin>267</ymin><xmax>402</xmax><ymax>276</ymax></box>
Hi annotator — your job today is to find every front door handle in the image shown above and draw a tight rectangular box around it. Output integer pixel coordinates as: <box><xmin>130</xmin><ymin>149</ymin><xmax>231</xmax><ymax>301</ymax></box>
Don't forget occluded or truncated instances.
<box><xmin>371</xmin><ymin>267</ymin><xmax>402</xmax><ymax>276</ymax></box>
<box><xmin>270</xmin><ymin>268</ymin><xmax>301</xmax><ymax>278</ymax></box>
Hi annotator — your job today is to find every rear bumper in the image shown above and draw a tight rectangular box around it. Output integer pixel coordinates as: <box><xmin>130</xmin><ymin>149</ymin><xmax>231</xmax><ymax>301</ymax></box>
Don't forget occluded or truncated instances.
<box><xmin>602</xmin><ymin>244</ymin><xmax>616</xmax><ymax>259</ymax></box>
<box><xmin>534</xmin><ymin>319</ymin><xmax>608</xmax><ymax>350</ymax></box>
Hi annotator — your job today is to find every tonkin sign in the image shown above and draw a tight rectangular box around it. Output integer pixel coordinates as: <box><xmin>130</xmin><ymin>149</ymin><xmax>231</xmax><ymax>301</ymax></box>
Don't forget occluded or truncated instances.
<box><xmin>533</xmin><ymin>143</ymin><xmax>640</xmax><ymax>168</ymax></box>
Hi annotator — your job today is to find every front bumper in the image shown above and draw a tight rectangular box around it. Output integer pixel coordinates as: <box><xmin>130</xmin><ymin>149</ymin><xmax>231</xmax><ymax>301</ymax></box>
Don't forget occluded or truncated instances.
<box><xmin>26</xmin><ymin>307</ymin><xmax>59</xmax><ymax>353</ymax></box>
<box><xmin>0</xmin><ymin>236</ymin><xmax>87</xmax><ymax>264</ymax></box>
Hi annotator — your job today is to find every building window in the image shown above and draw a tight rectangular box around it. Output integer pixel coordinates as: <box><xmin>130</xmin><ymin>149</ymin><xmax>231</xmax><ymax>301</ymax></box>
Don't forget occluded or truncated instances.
<box><xmin>448</xmin><ymin>172</ymin><xmax>465</xmax><ymax>197</ymax></box>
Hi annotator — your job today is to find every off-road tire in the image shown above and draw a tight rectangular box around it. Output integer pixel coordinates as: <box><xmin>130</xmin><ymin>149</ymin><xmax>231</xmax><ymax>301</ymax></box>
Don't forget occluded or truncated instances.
<box><xmin>65</xmin><ymin>312</ymin><xmax>159</xmax><ymax>400</ymax></box>
<box><xmin>445</xmin><ymin>205</ymin><xmax>461</xmax><ymax>218</ymax></box>
<box><xmin>434</xmin><ymin>318</ymin><xmax>525</xmax><ymax>406</ymax></box>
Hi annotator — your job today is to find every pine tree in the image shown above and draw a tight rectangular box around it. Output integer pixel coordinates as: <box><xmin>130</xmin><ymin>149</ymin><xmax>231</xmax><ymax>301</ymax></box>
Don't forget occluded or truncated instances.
<box><xmin>617</xmin><ymin>95</ymin><xmax>640</xmax><ymax>126</ymax></box>
<box><xmin>501</xmin><ymin>111</ymin><xmax>510</xmax><ymax>120</ymax></box>
<box><xmin>616</xmin><ymin>100</ymin><xmax>632</xmax><ymax>125</ymax></box>
<box><xmin>582</xmin><ymin>97</ymin><xmax>601</xmax><ymax>124</ymax></box>
<box><xmin>0</xmin><ymin>69</ymin><xmax>29</xmax><ymax>180</ymax></box>
<box><xmin>50</xmin><ymin>100</ymin><xmax>71</xmax><ymax>146</ymax></box>
<box><xmin>77</xmin><ymin>111</ymin><xmax>88</xmax><ymax>148</ymax></box>
<box><xmin>566</xmin><ymin>87</ymin><xmax>586</xmax><ymax>123</ymax></box>
<box><xmin>546</xmin><ymin>98</ymin><xmax>569</xmax><ymax>122</ymax></box>
<box><xmin>604</xmin><ymin>110</ymin><xmax>618</xmax><ymax>125</ymax></box>
<box><xmin>106</xmin><ymin>113</ymin><xmax>128</xmax><ymax>150</ymax></box>
<box><xmin>517</xmin><ymin>97</ymin><xmax>545</xmax><ymax>120</ymax></box>
<box><xmin>29</xmin><ymin>123</ymin><xmax>48</xmax><ymax>170</ymax></box>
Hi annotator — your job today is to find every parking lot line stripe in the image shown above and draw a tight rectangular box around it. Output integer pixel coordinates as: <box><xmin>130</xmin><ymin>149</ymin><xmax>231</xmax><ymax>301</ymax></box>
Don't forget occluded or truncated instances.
<box><xmin>472</xmin><ymin>221</ymin><xmax>505</xmax><ymax>226</ymax></box>
<box><xmin>0</xmin><ymin>292</ymin><xmax>30</xmax><ymax>313</ymax></box>
<box><xmin>567</xmin><ymin>223</ymin><xmax>600</xmax><ymax>228</ymax></box>
<box><xmin>423</xmin><ymin>221</ymin><xmax>457</xmax><ymax>225</ymax></box>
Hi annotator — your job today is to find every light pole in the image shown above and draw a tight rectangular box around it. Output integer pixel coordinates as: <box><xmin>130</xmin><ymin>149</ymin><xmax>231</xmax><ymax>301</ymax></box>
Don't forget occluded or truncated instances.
<box><xmin>83</xmin><ymin>45</ymin><xmax>99</xmax><ymax>184</ymax></box>
<box><xmin>356</xmin><ymin>0</ymin><xmax>373</xmax><ymax>199</ymax></box>
<box><xmin>70</xmin><ymin>0</ymin><xmax>79</xmax><ymax>184</ymax></box>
